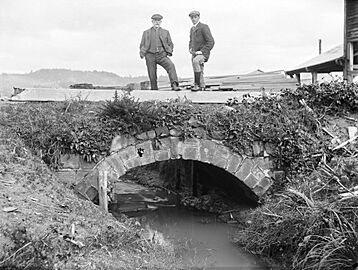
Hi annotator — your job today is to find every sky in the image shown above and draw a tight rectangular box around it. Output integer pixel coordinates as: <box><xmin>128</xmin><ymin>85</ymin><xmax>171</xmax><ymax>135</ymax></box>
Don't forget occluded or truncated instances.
<box><xmin>0</xmin><ymin>0</ymin><xmax>343</xmax><ymax>77</ymax></box>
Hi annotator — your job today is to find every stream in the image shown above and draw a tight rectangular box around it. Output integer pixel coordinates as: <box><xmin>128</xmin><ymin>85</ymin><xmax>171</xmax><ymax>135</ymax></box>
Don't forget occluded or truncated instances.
<box><xmin>109</xmin><ymin>180</ymin><xmax>271</xmax><ymax>269</ymax></box>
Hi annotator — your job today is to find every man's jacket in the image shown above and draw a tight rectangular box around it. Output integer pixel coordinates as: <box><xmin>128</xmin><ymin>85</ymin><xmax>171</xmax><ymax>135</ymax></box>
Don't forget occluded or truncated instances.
<box><xmin>189</xmin><ymin>22</ymin><xmax>215</xmax><ymax>62</ymax></box>
<box><xmin>140</xmin><ymin>28</ymin><xmax>174</xmax><ymax>58</ymax></box>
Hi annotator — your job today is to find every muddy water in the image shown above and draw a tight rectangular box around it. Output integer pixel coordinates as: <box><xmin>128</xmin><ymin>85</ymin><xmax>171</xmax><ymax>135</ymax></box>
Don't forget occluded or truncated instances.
<box><xmin>127</xmin><ymin>205</ymin><xmax>269</xmax><ymax>269</ymax></box>
<box><xmin>110</xmin><ymin>180</ymin><xmax>270</xmax><ymax>269</ymax></box>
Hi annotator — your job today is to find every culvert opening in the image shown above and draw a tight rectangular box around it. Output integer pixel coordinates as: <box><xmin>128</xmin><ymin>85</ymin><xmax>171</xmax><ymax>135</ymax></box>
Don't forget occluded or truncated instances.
<box><xmin>109</xmin><ymin>159</ymin><xmax>259</xmax><ymax>217</ymax></box>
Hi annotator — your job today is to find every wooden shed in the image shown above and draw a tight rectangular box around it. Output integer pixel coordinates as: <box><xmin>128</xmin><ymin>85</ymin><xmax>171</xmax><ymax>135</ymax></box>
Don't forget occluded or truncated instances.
<box><xmin>344</xmin><ymin>0</ymin><xmax>358</xmax><ymax>82</ymax></box>
<box><xmin>287</xmin><ymin>0</ymin><xmax>358</xmax><ymax>83</ymax></box>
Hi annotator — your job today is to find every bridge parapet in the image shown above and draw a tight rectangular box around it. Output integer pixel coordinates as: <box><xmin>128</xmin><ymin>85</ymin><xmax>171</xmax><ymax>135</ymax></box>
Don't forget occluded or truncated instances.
<box><xmin>75</xmin><ymin>127</ymin><xmax>279</xmax><ymax>211</ymax></box>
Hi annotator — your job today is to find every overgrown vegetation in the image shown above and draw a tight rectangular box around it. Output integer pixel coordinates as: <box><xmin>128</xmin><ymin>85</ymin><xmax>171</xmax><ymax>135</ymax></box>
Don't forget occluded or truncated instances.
<box><xmin>3</xmin><ymin>88</ymin><xmax>325</xmax><ymax>182</ymax></box>
<box><xmin>234</xmin><ymin>82</ymin><xmax>358</xmax><ymax>269</ymax></box>
<box><xmin>2</xmin><ymin>81</ymin><xmax>358</xmax><ymax>269</ymax></box>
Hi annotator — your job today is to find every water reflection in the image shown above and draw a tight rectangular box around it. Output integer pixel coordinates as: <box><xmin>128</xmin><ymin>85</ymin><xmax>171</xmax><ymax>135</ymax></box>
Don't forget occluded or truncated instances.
<box><xmin>127</xmin><ymin>206</ymin><xmax>270</xmax><ymax>269</ymax></box>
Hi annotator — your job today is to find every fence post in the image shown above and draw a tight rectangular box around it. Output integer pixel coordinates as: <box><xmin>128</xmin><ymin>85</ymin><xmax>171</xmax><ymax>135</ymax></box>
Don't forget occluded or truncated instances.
<box><xmin>98</xmin><ymin>170</ymin><xmax>108</xmax><ymax>212</ymax></box>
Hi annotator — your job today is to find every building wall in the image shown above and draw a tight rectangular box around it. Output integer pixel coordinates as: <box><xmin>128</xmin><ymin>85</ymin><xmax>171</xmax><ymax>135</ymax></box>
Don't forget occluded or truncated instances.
<box><xmin>346</xmin><ymin>0</ymin><xmax>358</xmax><ymax>42</ymax></box>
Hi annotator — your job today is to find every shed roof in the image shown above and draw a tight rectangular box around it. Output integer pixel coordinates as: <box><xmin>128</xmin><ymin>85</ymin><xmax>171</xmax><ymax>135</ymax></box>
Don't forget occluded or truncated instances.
<box><xmin>286</xmin><ymin>45</ymin><xmax>344</xmax><ymax>75</ymax></box>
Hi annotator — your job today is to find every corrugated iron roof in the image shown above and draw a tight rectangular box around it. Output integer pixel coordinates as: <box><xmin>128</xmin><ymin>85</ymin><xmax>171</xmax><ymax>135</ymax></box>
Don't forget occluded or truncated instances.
<box><xmin>286</xmin><ymin>45</ymin><xmax>344</xmax><ymax>75</ymax></box>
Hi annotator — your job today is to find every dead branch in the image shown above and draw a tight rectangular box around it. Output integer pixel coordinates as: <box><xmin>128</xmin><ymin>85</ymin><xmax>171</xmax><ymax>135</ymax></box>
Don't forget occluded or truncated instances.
<box><xmin>287</xmin><ymin>188</ymin><xmax>315</xmax><ymax>208</ymax></box>
<box><xmin>333</xmin><ymin>134</ymin><xmax>358</xmax><ymax>151</ymax></box>
<box><xmin>0</xmin><ymin>242</ymin><xmax>32</xmax><ymax>265</ymax></box>
<box><xmin>260</xmin><ymin>211</ymin><xmax>283</xmax><ymax>219</ymax></box>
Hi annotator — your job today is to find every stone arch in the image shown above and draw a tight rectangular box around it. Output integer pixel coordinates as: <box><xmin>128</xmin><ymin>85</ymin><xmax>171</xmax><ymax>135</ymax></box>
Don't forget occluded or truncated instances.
<box><xmin>75</xmin><ymin>131</ymin><xmax>274</xmax><ymax>210</ymax></box>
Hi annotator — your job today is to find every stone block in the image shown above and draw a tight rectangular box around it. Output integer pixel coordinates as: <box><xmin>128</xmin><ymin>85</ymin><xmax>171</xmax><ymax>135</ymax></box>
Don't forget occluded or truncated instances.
<box><xmin>244</xmin><ymin>146</ymin><xmax>253</xmax><ymax>157</ymax></box>
<box><xmin>55</xmin><ymin>169</ymin><xmax>76</xmax><ymax>185</ymax></box>
<box><xmin>79</xmin><ymin>158</ymin><xmax>96</xmax><ymax>170</ymax></box>
<box><xmin>210</xmin><ymin>130</ymin><xmax>226</xmax><ymax>140</ymax></box>
<box><xmin>199</xmin><ymin>140</ymin><xmax>217</xmax><ymax>163</ymax></box>
<box><xmin>252</xmin><ymin>141</ymin><xmax>264</xmax><ymax>156</ymax></box>
<box><xmin>158</xmin><ymin>137</ymin><xmax>171</xmax><ymax>150</ymax></box>
<box><xmin>86</xmin><ymin>186</ymin><xmax>98</xmax><ymax>201</ymax></box>
<box><xmin>255</xmin><ymin>157</ymin><xmax>273</xmax><ymax>172</ymax></box>
<box><xmin>135</xmin><ymin>132</ymin><xmax>148</xmax><ymax>140</ymax></box>
<box><xmin>182</xmin><ymin>147</ymin><xmax>199</xmax><ymax>160</ymax></box>
<box><xmin>251</xmin><ymin>166</ymin><xmax>266</xmax><ymax>182</ymax></box>
<box><xmin>169</xmin><ymin>136</ymin><xmax>182</xmax><ymax>158</ymax></box>
<box><xmin>96</xmin><ymin>160</ymin><xmax>112</xmax><ymax>174</ymax></box>
<box><xmin>155</xmin><ymin>126</ymin><xmax>170</xmax><ymax>137</ymax></box>
<box><xmin>139</xmin><ymin>155</ymin><xmax>156</xmax><ymax>166</ymax></box>
<box><xmin>147</xmin><ymin>130</ymin><xmax>156</xmax><ymax>139</ymax></box>
<box><xmin>226</xmin><ymin>154</ymin><xmax>243</xmax><ymax>174</ymax></box>
<box><xmin>264</xmin><ymin>142</ymin><xmax>275</xmax><ymax>155</ymax></box>
<box><xmin>136</xmin><ymin>141</ymin><xmax>154</xmax><ymax>158</ymax></box>
<box><xmin>123</xmin><ymin>157</ymin><xmax>144</xmax><ymax>169</ymax></box>
<box><xmin>118</xmin><ymin>145</ymin><xmax>137</xmax><ymax>161</ymax></box>
<box><xmin>235</xmin><ymin>158</ymin><xmax>254</xmax><ymax>181</ymax></box>
<box><xmin>169</xmin><ymin>128</ymin><xmax>183</xmax><ymax>137</ymax></box>
<box><xmin>75</xmin><ymin>170</ymin><xmax>92</xmax><ymax>184</ymax></box>
<box><xmin>83</xmin><ymin>168</ymin><xmax>99</xmax><ymax>189</ymax></box>
<box><xmin>60</xmin><ymin>154</ymin><xmax>80</xmax><ymax>169</ymax></box>
<box><xmin>252</xmin><ymin>185</ymin><xmax>266</xmax><ymax>197</ymax></box>
<box><xmin>243</xmin><ymin>173</ymin><xmax>259</xmax><ymax>188</ymax></box>
<box><xmin>182</xmin><ymin>139</ymin><xmax>200</xmax><ymax>160</ymax></box>
<box><xmin>212</xmin><ymin>145</ymin><xmax>230</xmax><ymax>169</ymax></box>
<box><xmin>75</xmin><ymin>180</ymin><xmax>90</xmax><ymax>199</ymax></box>
<box><xmin>193</xmin><ymin>127</ymin><xmax>207</xmax><ymax>139</ymax></box>
<box><xmin>257</xmin><ymin>177</ymin><xmax>273</xmax><ymax>190</ymax></box>
<box><xmin>154</xmin><ymin>149</ymin><xmax>171</xmax><ymax>161</ymax></box>
<box><xmin>110</xmin><ymin>134</ymin><xmax>136</xmax><ymax>153</ymax></box>
<box><xmin>273</xmin><ymin>170</ymin><xmax>285</xmax><ymax>182</ymax></box>
<box><xmin>106</xmin><ymin>153</ymin><xmax>127</xmax><ymax>177</ymax></box>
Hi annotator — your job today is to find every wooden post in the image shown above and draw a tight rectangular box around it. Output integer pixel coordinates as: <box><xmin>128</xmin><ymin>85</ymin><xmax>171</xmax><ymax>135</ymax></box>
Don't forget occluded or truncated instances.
<box><xmin>295</xmin><ymin>73</ymin><xmax>301</xmax><ymax>85</ymax></box>
<box><xmin>318</xmin><ymin>39</ymin><xmax>322</xmax><ymax>54</ymax></box>
<box><xmin>192</xmin><ymin>162</ymin><xmax>198</xmax><ymax>196</ymax></box>
<box><xmin>344</xmin><ymin>0</ymin><xmax>348</xmax><ymax>81</ymax></box>
<box><xmin>98</xmin><ymin>170</ymin><xmax>108</xmax><ymax>212</ymax></box>
<box><xmin>311</xmin><ymin>72</ymin><xmax>318</xmax><ymax>84</ymax></box>
<box><xmin>175</xmin><ymin>160</ymin><xmax>181</xmax><ymax>190</ymax></box>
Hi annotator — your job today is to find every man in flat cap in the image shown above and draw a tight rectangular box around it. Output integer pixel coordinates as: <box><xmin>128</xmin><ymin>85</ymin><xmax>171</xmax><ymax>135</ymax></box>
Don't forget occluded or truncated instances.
<box><xmin>188</xmin><ymin>10</ymin><xmax>215</xmax><ymax>91</ymax></box>
<box><xmin>139</xmin><ymin>14</ymin><xmax>181</xmax><ymax>91</ymax></box>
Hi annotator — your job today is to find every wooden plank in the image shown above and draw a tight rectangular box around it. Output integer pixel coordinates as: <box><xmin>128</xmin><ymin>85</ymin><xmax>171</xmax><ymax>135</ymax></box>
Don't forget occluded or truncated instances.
<box><xmin>98</xmin><ymin>170</ymin><xmax>108</xmax><ymax>212</ymax></box>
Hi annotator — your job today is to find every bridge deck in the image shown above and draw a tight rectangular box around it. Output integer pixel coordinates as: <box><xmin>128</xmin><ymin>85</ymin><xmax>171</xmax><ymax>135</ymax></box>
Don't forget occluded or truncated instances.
<box><xmin>10</xmin><ymin>88</ymin><xmax>275</xmax><ymax>103</ymax></box>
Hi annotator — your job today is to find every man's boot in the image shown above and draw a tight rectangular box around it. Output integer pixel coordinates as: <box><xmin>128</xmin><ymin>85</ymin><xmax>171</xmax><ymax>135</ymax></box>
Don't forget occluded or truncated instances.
<box><xmin>172</xmin><ymin>81</ymin><xmax>181</xmax><ymax>91</ymax></box>
<box><xmin>191</xmin><ymin>72</ymin><xmax>201</xmax><ymax>91</ymax></box>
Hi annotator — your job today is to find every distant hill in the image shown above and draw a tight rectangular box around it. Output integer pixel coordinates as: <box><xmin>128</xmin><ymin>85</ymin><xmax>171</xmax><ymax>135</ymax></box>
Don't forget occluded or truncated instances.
<box><xmin>0</xmin><ymin>69</ymin><xmax>151</xmax><ymax>97</ymax></box>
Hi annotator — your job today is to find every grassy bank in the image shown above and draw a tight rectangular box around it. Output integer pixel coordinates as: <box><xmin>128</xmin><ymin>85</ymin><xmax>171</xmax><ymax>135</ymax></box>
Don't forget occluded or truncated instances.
<box><xmin>234</xmin><ymin>82</ymin><xmax>358</xmax><ymax>269</ymax></box>
<box><xmin>0</xmin><ymin>117</ymin><xmax>185</xmax><ymax>269</ymax></box>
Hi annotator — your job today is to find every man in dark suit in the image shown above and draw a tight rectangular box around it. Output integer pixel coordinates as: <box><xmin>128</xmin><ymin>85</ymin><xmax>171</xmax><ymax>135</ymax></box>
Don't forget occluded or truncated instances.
<box><xmin>189</xmin><ymin>11</ymin><xmax>215</xmax><ymax>91</ymax></box>
<box><xmin>140</xmin><ymin>14</ymin><xmax>181</xmax><ymax>91</ymax></box>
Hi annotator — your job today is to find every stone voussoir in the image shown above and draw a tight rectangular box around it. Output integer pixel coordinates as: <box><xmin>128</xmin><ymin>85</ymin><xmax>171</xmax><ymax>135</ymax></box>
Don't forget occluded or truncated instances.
<box><xmin>235</xmin><ymin>157</ymin><xmax>254</xmax><ymax>181</ymax></box>
<box><xmin>155</xmin><ymin>126</ymin><xmax>170</xmax><ymax>137</ymax></box>
<box><xmin>169</xmin><ymin>136</ymin><xmax>182</xmax><ymax>158</ymax></box>
<box><xmin>243</xmin><ymin>173</ymin><xmax>260</xmax><ymax>189</ymax></box>
<box><xmin>105</xmin><ymin>153</ymin><xmax>127</xmax><ymax>177</ymax></box>
<box><xmin>211</xmin><ymin>144</ymin><xmax>231</xmax><ymax>169</ymax></box>
<box><xmin>110</xmin><ymin>134</ymin><xmax>136</xmax><ymax>153</ymax></box>
<box><xmin>117</xmin><ymin>145</ymin><xmax>137</xmax><ymax>163</ymax></box>
<box><xmin>198</xmin><ymin>139</ymin><xmax>217</xmax><ymax>164</ymax></box>
<box><xmin>226</xmin><ymin>153</ymin><xmax>243</xmax><ymax>174</ymax></box>
<box><xmin>181</xmin><ymin>138</ymin><xmax>201</xmax><ymax>160</ymax></box>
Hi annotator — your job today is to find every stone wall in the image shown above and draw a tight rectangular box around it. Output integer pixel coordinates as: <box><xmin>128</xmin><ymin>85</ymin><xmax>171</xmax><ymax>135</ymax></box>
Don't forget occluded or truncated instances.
<box><xmin>55</xmin><ymin>154</ymin><xmax>96</xmax><ymax>186</ymax></box>
<box><xmin>75</xmin><ymin>127</ymin><xmax>283</xmax><ymax>208</ymax></box>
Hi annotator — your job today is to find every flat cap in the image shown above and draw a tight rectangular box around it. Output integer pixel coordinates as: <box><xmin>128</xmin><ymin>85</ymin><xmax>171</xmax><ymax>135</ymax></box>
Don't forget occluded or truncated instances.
<box><xmin>151</xmin><ymin>14</ymin><xmax>163</xmax><ymax>20</ymax></box>
<box><xmin>189</xmin><ymin>10</ymin><xmax>200</xmax><ymax>17</ymax></box>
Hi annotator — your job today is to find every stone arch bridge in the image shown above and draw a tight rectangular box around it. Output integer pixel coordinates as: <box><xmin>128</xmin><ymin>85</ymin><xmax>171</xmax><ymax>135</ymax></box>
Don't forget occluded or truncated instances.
<box><xmin>75</xmin><ymin>126</ymin><xmax>279</xmax><ymax>211</ymax></box>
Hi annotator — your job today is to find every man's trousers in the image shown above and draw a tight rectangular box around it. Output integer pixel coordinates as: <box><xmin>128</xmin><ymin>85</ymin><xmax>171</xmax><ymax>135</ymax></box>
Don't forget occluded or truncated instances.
<box><xmin>145</xmin><ymin>52</ymin><xmax>179</xmax><ymax>90</ymax></box>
